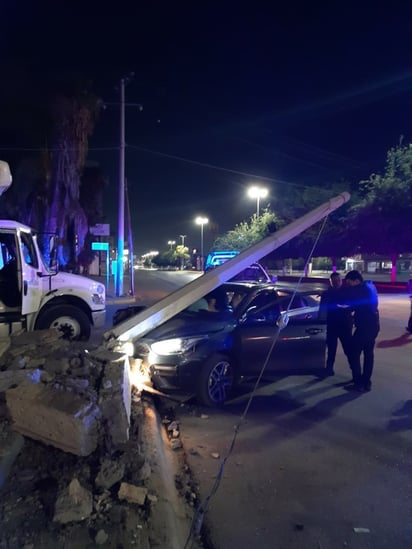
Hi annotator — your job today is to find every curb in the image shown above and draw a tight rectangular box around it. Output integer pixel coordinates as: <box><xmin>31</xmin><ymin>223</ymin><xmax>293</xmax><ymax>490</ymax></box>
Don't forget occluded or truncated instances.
<box><xmin>140</xmin><ymin>396</ymin><xmax>200</xmax><ymax>548</ymax></box>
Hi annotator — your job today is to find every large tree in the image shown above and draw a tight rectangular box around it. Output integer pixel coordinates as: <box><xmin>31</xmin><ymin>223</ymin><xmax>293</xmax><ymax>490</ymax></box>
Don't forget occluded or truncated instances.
<box><xmin>347</xmin><ymin>143</ymin><xmax>412</xmax><ymax>281</ymax></box>
<box><xmin>40</xmin><ymin>86</ymin><xmax>101</xmax><ymax>268</ymax></box>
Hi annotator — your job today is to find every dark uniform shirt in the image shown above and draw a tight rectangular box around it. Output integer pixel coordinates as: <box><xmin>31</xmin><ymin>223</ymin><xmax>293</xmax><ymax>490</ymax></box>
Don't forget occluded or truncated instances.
<box><xmin>320</xmin><ymin>286</ymin><xmax>353</xmax><ymax>330</ymax></box>
<box><xmin>343</xmin><ymin>281</ymin><xmax>380</xmax><ymax>338</ymax></box>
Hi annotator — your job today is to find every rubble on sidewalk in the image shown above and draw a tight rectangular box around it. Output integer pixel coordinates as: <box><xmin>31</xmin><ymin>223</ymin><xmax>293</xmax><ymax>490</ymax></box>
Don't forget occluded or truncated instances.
<box><xmin>0</xmin><ymin>329</ymin><xmax>154</xmax><ymax>547</ymax></box>
<box><xmin>0</xmin><ymin>329</ymin><xmax>204</xmax><ymax>548</ymax></box>
<box><xmin>1</xmin><ymin>330</ymin><xmax>131</xmax><ymax>455</ymax></box>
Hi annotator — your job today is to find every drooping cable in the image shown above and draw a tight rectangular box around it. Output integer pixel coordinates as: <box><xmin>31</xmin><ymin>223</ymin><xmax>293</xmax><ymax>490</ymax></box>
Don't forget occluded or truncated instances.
<box><xmin>184</xmin><ymin>214</ymin><xmax>330</xmax><ymax>548</ymax></box>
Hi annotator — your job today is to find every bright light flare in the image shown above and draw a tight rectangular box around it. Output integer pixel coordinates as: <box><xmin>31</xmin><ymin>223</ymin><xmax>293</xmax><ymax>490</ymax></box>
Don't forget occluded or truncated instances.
<box><xmin>248</xmin><ymin>186</ymin><xmax>268</xmax><ymax>199</ymax></box>
<box><xmin>129</xmin><ymin>358</ymin><xmax>151</xmax><ymax>391</ymax></box>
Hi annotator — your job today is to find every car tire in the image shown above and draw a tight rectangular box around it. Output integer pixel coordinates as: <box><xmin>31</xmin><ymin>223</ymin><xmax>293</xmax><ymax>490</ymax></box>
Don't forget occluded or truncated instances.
<box><xmin>196</xmin><ymin>353</ymin><xmax>235</xmax><ymax>407</ymax></box>
<box><xmin>35</xmin><ymin>304</ymin><xmax>91</xmax><ymax>341</ymax></box>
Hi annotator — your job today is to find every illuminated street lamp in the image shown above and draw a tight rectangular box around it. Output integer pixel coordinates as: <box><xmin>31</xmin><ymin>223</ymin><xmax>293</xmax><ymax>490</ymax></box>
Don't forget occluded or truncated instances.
<box><xmin>195</xmin><ymin>216</ymin><xmax>209</xmax><ymax>270</ymax></box>
<box><xmin>168</xmin><ymin>240</ymin><xmax>176</xmax><ymax>250</ymax></box>
<box><xmin>248</xmin><ymin>186</ymin><xmax>268</xmax><ymax>218</ymax></box>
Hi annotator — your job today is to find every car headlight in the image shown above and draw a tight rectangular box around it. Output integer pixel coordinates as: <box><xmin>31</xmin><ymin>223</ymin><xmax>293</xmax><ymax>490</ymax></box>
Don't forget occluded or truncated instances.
<box><xmin>150</xmin><ymin>336</ymin><xmax>207</xmax><ymax>356</ymax></box>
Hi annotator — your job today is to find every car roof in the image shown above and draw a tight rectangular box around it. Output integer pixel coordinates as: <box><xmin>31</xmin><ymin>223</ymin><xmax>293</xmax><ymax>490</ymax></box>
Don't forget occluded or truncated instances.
<box><xmin>220</xmin><ymin>280</ymin><xmax>324</xmax><ymax>294</ymax></box>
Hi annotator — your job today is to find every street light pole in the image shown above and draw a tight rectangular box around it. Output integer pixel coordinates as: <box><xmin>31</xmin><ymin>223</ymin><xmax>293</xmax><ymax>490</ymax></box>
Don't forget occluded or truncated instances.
<box><xmin>195</xmin><ymin>217</ymin><xmax>208</xmax><ymax>270</ymax></box>
<box><xmin>248</xmin><ymin>186</ymin><xmax>268</xmax><ymax>218</ymax></box>
<box><xmin>178</xmin><ymin>234</ymin><xmax>187</xmax><ymax>270</ymax></box>
<box><xmin>116</xmin><ymin>78</ymin><xmax>126</xmax><ymax>297</ymax></box>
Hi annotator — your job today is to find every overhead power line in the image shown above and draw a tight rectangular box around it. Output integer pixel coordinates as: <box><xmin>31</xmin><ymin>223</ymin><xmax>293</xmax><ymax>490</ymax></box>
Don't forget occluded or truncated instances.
<box><xmin>0</xmin><ymin>142</ymin><xmax>340</xmax><ymax>195</ymax></box>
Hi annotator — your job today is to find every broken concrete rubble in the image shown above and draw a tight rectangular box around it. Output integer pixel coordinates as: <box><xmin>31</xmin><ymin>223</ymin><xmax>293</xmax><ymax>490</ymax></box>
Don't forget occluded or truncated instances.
<box><xmin>118</xmin><ymin>481</ymin><xmax>148</xmax><ymax>506</ymax></box>
<box><xmin>6</xmin><ymin>382</ymin><xmax>101</xmax><ymax>456</ymax></box>
<box><xmin>0</xmin><ymin>368</ymin><xmax>42</xmax><ymax>392</ymax></box>
<box><xmin>0</xmin><ymin>424</ymin><xmax>23</xmax><ymax>490</ymax></box>
<box><xmin>0</xmin><ymin>329</ymin><xmax>203</xmax><ymax>548</ymax></box>
<box><xmin>99</xmin><ymin>355</ymin><xmax>132</xmax><ymax>446</ymax></box>
<box><xmin>95</xmin><ymin>457</ymin><xmax>125</xmax><ymax>489</ymax></box>
<box><xmin>1</xmin><ymin>329</ymin><xmax>131</xmax><ymax>456</ymax></box>
<box><xmin>0</xmin><ymin>395</ymin><xmax>155</xmax><ymax>547</ymax></box>
<box><xmin>53</xmin><ymin>478</ymin><xmax>93</xmax><ymax>524</ymax></box>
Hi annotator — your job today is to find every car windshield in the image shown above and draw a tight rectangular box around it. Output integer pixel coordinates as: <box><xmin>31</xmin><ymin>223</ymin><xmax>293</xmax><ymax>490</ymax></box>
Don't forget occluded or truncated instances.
<box><xmin>185</xmin><ymin>282</ymin><xmax>323</xmax><ymax>317</ymax></box>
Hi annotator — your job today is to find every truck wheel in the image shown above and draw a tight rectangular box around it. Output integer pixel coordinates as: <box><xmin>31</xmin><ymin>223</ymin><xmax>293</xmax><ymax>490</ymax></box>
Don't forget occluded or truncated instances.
<box><xmin>35</xmin><ymin>305</ymin><xmax>91</xmax><ymax>341</ymax></box>
<box><xmin>196</xmin><ymin>353</ymin><xmax>235</xmax><ymax>407</ymax></box>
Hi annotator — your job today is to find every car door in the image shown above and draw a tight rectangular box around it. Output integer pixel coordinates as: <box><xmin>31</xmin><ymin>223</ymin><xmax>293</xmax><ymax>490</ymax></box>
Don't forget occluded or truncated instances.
<box><xmin>234</xmin><ymin>291</ymin><xmax>326</xmax><ymax>375</ymax></box>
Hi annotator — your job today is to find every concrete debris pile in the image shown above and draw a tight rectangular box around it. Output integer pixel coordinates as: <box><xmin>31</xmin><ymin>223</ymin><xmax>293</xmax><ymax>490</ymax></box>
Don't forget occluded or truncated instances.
<box><xmin>0</xmin><ymin>330</ymin><xmax>131</xmax><ymax>456</ymax></box>
<box><xmin>0</xmin><ymin>329</ymin><xmax>155</xmax><ymax>548</ymax></box>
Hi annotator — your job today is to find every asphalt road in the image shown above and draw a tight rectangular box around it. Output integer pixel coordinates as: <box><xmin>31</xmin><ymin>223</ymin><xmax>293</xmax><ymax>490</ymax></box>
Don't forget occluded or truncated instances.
<box><xmin>169</xmin><ymin>293</ymin><xmax>412</xmax><ymax>549</ymax></box>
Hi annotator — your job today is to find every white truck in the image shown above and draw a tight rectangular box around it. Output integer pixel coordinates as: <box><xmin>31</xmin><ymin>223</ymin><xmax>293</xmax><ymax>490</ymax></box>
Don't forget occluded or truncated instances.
<box><xmin>0</xmin><ymin>160</ymin><xmax>105</xmax><ymax>340</ymax></box>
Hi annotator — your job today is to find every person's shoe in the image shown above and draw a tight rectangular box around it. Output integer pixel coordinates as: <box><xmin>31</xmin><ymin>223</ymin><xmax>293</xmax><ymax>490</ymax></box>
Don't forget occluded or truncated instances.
<box><xmin>324</xmin><ymin>367</ymin><xmax>335</xmax><ymax>377</ymax></box>
<box><xmin>363</xmin><ymin>380</ymin><xmax>372</xmax><ymax>392</ymax></box>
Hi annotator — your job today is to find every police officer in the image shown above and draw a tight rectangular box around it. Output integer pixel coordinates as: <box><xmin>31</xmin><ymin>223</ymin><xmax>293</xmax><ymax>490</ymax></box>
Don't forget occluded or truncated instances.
<box><xmin>344</xmin><ymin>270</ymin><xmax>380</xmax><ymax>392</ymax></box>
<box><xmin>320</xmin><ymin>272</ymin><xmax>353</xmax><ymax>376</ymax></box>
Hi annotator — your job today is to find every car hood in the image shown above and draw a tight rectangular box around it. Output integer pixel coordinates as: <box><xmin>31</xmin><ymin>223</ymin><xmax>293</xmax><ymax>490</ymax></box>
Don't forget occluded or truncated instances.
<box><xmin>141</xmin><ymin>311</ymin><xmax>237</xmax><ymax>342</ymax></box>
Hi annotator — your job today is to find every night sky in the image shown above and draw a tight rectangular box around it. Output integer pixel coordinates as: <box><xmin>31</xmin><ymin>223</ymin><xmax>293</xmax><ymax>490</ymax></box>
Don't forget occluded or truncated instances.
<box><xmin>2</xmin><ymin>2</ymin><xmax>412</xmax><ymax>255</ymax></box>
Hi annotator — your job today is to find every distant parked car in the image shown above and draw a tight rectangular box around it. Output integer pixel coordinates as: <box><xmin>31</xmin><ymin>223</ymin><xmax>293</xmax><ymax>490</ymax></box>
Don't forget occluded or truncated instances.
<box><xmin>134</xmin><ymin>281</ymin><xmax>327</xmax><ymax>407</ymax></box>
<box><xmin>204</xmin><ymin>250</ymin><xmax>275</xmax><ymax>283</ymax></box>
<box><xmin>228</xmin><ymin>262</ymin><xmax>275</xmax><ymax>283</ymax></box>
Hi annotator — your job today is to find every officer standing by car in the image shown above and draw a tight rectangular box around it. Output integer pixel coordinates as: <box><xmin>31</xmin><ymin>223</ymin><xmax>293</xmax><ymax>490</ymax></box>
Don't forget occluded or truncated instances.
<box><xmin>320</xmin><ymin>272</ymin><xmax>353</xmax><ymax>376</ymax></box>
<box><xmin>343</xmin><ymin>270</ymin><xmax>380</xmax><ymax>392</ymax></box>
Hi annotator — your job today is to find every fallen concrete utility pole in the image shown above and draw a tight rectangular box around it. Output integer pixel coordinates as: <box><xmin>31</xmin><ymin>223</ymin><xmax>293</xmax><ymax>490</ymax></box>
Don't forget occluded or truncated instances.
<box><xmin>105</xmin><ymin>192</ymin><xmax>350</xmax><ymax>345</ymax></box>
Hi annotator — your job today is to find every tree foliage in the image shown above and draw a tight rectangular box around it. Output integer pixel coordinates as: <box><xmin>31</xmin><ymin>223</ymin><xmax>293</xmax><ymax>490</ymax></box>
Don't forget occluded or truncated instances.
<box><xmin>152</xmin><ymin>249</ymin><xmax>178</xmax><ymax>268</ymax></box>
<box><xmin>212</xmin><ymin>208</ymin><xmax>279</xmax><ymax>251</ymax></box>
<box><xmin>211</xmin><ymin>182</ymin><xmax>355</xmax><ymax>265</ymax></box>
<box><xmin>1</xmin><ymin>75</ymin><xmax>103</xmax><ymax>270</ymax></box>
<box><xmin>347</xmin><ymin>144</ymin><xmax>412</xmax><ymax>258</ymax></box>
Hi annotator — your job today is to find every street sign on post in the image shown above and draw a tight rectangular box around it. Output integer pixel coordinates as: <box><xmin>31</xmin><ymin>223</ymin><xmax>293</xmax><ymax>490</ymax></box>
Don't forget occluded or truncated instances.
<box><xmin>92</xmin><ymin>242</ymin><xmax>110</xmax><ymax>288</ymax></box>
<box><xmin>91</xmin><ymin>242</ymin><xmax>109</xmax><ymax>252</ymax></box>
<box><xmin>90</xmin><ymin>224</ymin><xmax>110</xmax><ymax>236</ymax></box>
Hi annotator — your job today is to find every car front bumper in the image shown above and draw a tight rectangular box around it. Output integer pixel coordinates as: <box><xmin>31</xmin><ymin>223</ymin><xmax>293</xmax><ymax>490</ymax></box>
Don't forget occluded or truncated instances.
<box><xmin>144</xmin><ymin>354</ymin><xmax>203</xmax><ymax>393</ymax></box>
